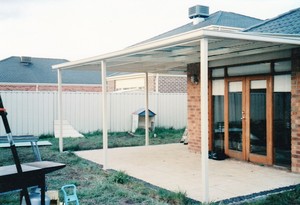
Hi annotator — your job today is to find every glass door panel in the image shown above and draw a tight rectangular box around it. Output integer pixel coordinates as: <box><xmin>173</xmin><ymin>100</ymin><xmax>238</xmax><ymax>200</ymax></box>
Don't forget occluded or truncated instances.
<box><xmin>225</xmin><ymin>76</ymin><xmax>272</xmax><ymax>164</ymax></box>
<box><xmin>228</xmin><ymin>81</ymin><xmax>243</xmax><ymax>152</ymax></box>
<box><xmin>212</xmin><ymin>79</ymin><xmax>225</xmax><ymax>154</ymax></box>
<box><xmin>249</xmin><ymin>80</ymin><xmax>267</xmax><ymax>156</ymax></box>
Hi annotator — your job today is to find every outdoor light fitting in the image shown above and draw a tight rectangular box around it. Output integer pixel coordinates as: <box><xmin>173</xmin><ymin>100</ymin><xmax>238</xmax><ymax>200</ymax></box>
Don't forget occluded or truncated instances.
<box><xmin>191</xmin><ymin>74</ymin><xmax>199</xmax><ymax>85</ymax></box>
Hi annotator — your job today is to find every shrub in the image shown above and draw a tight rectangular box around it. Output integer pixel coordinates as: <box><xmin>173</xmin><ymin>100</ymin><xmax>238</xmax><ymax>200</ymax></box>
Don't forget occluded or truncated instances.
<box><xmin>158</xmin><ymin>189</ymin><xmax>188</xmax><ymax>205</ymax></box>
<box><xmin>109</xmin><ymin>171</ymin><xmax>131</xmax><ymax>184</ymax></box>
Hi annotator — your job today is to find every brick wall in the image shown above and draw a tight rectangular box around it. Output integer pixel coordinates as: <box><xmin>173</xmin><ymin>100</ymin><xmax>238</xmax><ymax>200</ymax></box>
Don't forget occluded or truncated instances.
<box><xmin>148</xmin><ymin>76</ymin><xmax>156</xmax><ymax>92</ymax></box>
<box><xmin>158</xmin><ymin>76</ymin><xmax>187</xmax><ymax>93</ymax></box>
<box><xmin>107</xmin><ymin>81</ymin><xmax>115</xmax><ymax>92</ymax></box>
<box><xmin>187</xmin><ymin>63</ymin><xmax>212</xmax><ymax>153</ymax></box>
<box><xmin>187</xmin><ymin>63</ymin><xmax>201</xmax><ymax>152</ymax></box>
<box><xmin>0</xmin><ymin>85</ymin><xmax>37</xmax><ymax>91</ymax></box>
<box><xmin>291</xmin><ymin>48</ymin><xmax>300</xmax><ymax>173</ymax></box>
<box><xmin>0</xmin><ymin>84</ymin><xmax>102</xmax><ymax>92</ymax></box>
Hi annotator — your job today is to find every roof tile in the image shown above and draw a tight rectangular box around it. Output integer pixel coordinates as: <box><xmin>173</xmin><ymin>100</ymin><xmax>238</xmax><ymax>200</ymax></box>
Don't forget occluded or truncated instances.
<box><xmin>244</xmin><ymin>7</ymin><xmax>300</xmax><ymax>34</ymax></box>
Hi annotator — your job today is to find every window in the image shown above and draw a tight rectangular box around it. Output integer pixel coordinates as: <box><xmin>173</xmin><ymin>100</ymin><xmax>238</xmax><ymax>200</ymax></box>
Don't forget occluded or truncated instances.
<box><xmin>212</xmin><ymin>80</ymin><xmax>225</xmax><ymax>152</ymax></box>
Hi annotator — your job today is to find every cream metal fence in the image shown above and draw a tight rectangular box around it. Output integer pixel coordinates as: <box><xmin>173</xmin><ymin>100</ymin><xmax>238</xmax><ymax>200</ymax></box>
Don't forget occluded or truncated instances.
<box><xmin>0</xmin><ymin>91</ymin><xmax>187</xmax><ymax>136</ymax></box>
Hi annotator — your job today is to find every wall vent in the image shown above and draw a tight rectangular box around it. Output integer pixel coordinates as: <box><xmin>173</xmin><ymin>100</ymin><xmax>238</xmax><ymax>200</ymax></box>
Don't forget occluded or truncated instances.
<box><xmin>189</xmin><ymin>5</ymin><xmax>209</xmax><ymax>19</ymax></box>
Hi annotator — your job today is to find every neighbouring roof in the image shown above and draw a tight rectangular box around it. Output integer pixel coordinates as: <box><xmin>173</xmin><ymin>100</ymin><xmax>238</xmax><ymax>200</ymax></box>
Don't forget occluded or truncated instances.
<box><xmin>244</xmin><ymin>7</ymin><xmax>300</xmax><ymax>34</ymax></box>
<box><xmin>135</xmin><ymin>11</ymin><xmax>263</xmax><ymax>45</ymax></box>
<box><xmin>0</xmin><ymin>56</ymin><xmax>102</xmax><ymax>84</ymax></box>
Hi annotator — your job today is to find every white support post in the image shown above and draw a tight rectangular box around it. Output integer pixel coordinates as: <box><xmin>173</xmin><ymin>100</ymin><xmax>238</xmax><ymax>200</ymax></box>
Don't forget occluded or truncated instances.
<box><xmin>200</xmin><ymin>38</ymin><xmax>209</xmax><ymax>202</ymax></box>
<box><xmin>57</xmin><ymin>69</ymin><xmax>63</xmax><ymax>153</ymax></box>
<box><xmin>145</xmin><ymin>72</ymin><xmax>149</xmax><ymax>146</ymax></box>
<box><xmin>101</xmin><ymin>61</ymin><xmax>108</xmax><ymax>170</ymax></box>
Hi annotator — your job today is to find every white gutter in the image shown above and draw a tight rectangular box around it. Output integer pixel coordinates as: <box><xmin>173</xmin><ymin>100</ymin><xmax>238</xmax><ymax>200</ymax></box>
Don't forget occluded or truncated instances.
<box><xmin>52</xmin><ymin>29</ymin><xmax>300</xmax><ymax>71</ymax></box>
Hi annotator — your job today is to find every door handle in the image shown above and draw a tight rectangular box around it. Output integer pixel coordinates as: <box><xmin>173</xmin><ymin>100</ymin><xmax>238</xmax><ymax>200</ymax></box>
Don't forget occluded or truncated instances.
<box><xmin>241</xmin><ymin>111</ymin><xmax>245</xmax><ymax>120</ymax></box>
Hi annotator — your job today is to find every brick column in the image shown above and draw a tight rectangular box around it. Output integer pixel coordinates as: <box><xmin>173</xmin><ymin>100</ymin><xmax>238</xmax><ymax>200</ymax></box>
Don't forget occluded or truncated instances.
<box><xmin>148</xmin><ymin>75</ymin><xmax>156</xmax><ymax>92</ymax></box>
<box><xmin>187</xmin><ymin>63</ymin><xmax>201</xmax><ymax>152</ymax></box>
<box><xmin>107</xmin><ymin>80</ymin><xmax>115</xmax><ymax>92</ymax></box>
<box><xmin>291</xmin><ymin>48</ymin><xmax>300</xmax><ymax>173</ymax></box>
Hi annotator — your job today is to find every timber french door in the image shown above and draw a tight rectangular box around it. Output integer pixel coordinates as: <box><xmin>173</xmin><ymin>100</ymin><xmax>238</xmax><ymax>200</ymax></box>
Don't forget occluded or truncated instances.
<box><xmin>224</xmin><ymin>76</ymin><xmax>273</xmax><ymax>165</ymax></box>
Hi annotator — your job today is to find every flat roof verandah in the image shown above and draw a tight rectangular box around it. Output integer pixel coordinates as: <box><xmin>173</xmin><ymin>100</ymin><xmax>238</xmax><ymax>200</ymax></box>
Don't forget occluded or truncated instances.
<box><xmin>52</xmin><ymin>28</ymin><xmax>300</xmax><ymax>202</ymax></box>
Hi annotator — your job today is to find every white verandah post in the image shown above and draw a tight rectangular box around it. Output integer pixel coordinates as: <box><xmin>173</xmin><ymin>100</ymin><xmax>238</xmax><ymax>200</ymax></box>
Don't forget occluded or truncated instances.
<box><xmin>101</xmin><ymin>61</ymin><xmax>108</xmax><ymax>170</ymax></box>
<box><xmin>57</xmin><ymin>68</ymin><xmax>63</xmax><ymax>153</ymax></box>
<box><xmin>145</xmin><ymin>72</ymin><xmax>149</xmax><ymax>146</ymax></box>
<box><xmin>200</xmin><ymin>38</ymin><xmax>209</xmax><ymax>202</ymax></box>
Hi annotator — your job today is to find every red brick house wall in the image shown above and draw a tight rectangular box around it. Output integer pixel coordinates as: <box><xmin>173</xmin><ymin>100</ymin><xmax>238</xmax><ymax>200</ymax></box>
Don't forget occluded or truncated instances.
<box><xmin>148</xmin><ymin>76</ymin><xmax>156</xmax><ymax>92</ymax></box>
<box><xmin>187</xmin><ymin>63</ymin><xmax>201</xmax><ymax>152</ymax></box>
<box><xmin>291</xmin><ymin>48</ymin><xmax>300</xmax><ymax>173</ymax></box>
<box><xmin>107</xmin><ymin>81</ymin><xmax>115</xmax><ymax>92</ymax></box>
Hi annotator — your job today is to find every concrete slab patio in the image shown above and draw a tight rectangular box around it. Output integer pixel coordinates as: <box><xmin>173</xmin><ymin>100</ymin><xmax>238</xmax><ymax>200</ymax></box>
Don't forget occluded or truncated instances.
<box><xmin>75</xmin><ymin>144</ymin><xmax>300</xmax><ymax>203</ymax></box>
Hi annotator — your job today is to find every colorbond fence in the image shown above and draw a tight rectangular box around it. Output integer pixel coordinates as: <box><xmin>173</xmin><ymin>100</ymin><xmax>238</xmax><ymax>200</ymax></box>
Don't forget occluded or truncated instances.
<box><xmin>0</xmin><ymin>91</ymin><xmax>187</xmax><ymax>136</ymax></box>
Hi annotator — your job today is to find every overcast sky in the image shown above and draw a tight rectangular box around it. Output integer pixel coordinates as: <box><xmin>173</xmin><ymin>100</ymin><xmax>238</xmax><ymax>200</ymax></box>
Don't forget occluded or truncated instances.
<box><xmin>0</xmin><ymin>0</ymin><xmax>299</xmax><ymax>61</ymax></box>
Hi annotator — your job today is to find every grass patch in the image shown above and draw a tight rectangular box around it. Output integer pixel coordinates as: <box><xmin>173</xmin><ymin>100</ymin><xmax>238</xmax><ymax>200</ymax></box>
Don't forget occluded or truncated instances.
<box><xmin>46</xmin><ymin>127</ymin><xmax>185</xmax><ymax>152</ymax></box>
<box><xmin>243</xmin><ymin>185</ymin><xmax>300</xmax><ymax>205</ymax></box>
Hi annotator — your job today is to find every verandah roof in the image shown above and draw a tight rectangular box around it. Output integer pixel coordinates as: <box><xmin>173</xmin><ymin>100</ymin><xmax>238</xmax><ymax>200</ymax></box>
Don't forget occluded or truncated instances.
<box><xmin>52</xmin><ymin>28</ymin><xmax>300</xmax><ymax>203</ymax></box>
<box><xmin>52</xmin><ymin>29</ymin><xmax>300</xmax><ymax>73</ymax></box>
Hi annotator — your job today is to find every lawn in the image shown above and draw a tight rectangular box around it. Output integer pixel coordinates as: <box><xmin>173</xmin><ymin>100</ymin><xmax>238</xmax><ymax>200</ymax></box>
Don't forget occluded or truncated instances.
<box><xmin>0</xmin><ymin>127</ymin><xmax>299</xmax><ymax>205</ymax></box>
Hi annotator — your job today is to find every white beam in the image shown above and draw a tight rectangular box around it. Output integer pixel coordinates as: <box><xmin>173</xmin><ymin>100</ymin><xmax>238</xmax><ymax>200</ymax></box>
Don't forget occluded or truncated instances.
<box><xmin>171</xmin><ymin>46</ymin><xmax>198</xmax><ymax>55</ymax></box>
<box><xmin>209</xmin><ymin>44</ymin><xmax>296</xmax><ymax>61</ymax></box>
<box><xmin>200</xmin><ymin>38</ymin><xmax>209</xmax><ymax>202</ymax></box>
<box><xmin>145</xmin><ymin>72</ymin><xmax>149</xmax><ymax>146</ymax></box>
<box><xmin>57</xmin><ymin>69</ymin><xmax>63</xmax><ymax>153</ymax></box>
<box><xmin>209</xmin><ymin>49</ymin><xmax>291</xmax><ymax>68</ymax></box>
<box><xmin>101</xmin><ymin>61</ymin><xmax>108</xmax><ymax>170</ymax></box>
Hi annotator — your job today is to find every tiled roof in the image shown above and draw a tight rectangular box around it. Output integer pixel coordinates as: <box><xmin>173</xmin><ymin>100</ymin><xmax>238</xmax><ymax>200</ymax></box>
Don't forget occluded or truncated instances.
<box><xmin>244</xmin><ymin>7</ymin><xmax>300</xmax><ymax>34</ymax></box>
<box><xmin>0</xmin><ymin>56</ymin><xmax>102</xmax><ymax>84</ymax></box>
<box><xmin>135</xmin><ymin>11</ymin><xmax>262</xmax><ymax>45</ymax></box>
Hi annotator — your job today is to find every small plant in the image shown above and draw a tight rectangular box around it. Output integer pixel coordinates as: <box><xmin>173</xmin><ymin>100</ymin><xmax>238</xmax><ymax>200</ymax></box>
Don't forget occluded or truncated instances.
<box><xmin>39</xmin><ymin>134</ymin><xmax>54</xmax><ymax>139</ymax></box>
<box><xmin>84</xmin><ymin>130</ymin><xmax>102</xmax><ymax>137</ymax></box>
<box><xmin>158</xmin><ymin>188</ymin><xmax>188</xmax><ymax>204</ymax></box>
<box><xmin>109</xmin><ymin>171</ymin><xmax>131</xmax><ymax>184</ymax></box>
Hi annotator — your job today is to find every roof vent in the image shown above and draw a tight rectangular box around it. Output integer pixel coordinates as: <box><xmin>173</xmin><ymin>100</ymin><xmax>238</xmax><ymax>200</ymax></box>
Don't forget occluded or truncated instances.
<box><xmin>189</xmin><ymin>5</ymin><xmax>209</xmax><ymax>25</ymax></box>
<box><xmin>20</xmin><ymin>56</ymin><xmax>32</xmax><ymax>65</ymax></box>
